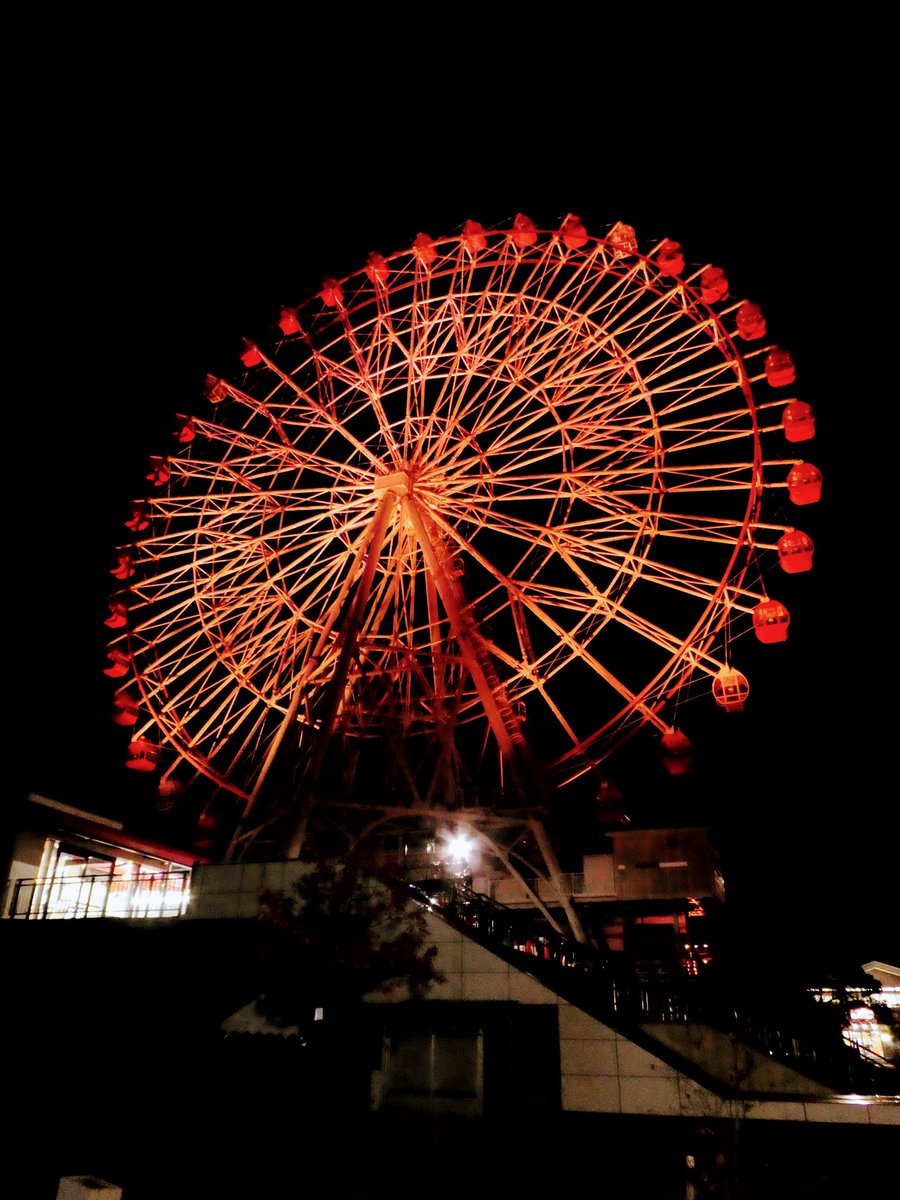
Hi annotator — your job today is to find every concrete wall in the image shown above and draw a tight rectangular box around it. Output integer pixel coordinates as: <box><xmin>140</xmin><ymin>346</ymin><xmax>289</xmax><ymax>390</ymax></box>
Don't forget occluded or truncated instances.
<box><xmin>371</xmin><ymin>911</ymin><xmax>900</xmax><ymax>1129</ymax></box>
<box><xmin>185</xmin><ymin>863</ymin><xmax>900</xmax><ymax>1129</ymax></box>
<box><xmin>610</xmin><ymin>828</ymin><xmax>723</xmax><ymax>902</ymax></box>
<box><xmin>187</xmin><ymin>860</ymin><xmax>312</xmax><ymax>919</ymax></box>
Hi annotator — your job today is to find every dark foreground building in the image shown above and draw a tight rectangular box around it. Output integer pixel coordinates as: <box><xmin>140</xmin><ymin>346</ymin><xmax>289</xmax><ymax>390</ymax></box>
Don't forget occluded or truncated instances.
<box><xmin>3</xmin><ymin>796</ymin><xmax>898</xmax><ymax>1199</ymax></box>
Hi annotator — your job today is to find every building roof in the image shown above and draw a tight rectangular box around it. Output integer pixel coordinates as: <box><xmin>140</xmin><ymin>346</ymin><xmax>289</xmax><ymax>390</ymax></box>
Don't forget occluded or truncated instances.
<box><xmin>862</xmin><ymin>961</ymin><xmax>900</xmax><ymax>988</ymax></box>
<box><xmin>25</xmin><ymin>792</ymin><xmax>210</xmax><ymax>868</ymax></box>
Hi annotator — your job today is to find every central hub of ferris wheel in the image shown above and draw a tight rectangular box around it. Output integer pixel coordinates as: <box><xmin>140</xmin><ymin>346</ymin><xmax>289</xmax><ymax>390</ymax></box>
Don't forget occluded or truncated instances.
<box><xmin>373</xmin><ymin>469</ymin><xmax>412</xmax><ymax>497</ymax></box>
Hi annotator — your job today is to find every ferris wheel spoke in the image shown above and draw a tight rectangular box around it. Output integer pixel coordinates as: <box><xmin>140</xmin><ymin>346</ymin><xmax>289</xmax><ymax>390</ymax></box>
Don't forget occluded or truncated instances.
<box><xmin>436</xmin><ymin>500</ymin><xmax>753</xmax><ymax>660</ymax></box>
<box><xmin>134</xmin><ymin>647</ymin><xmax>273</xmax><ymax>773</ymax></box>
<box><xmin>249</xmin><ymin>351</ymin><xmax>391</xmax><ymax>471</ymax></box>
<box><xmin>601</xmin><ymin>287</ymin><xmax>714</xmax><ymax>362</ymax></box>
<box><xmin>628</xmin><ymin>336</ymin><xmax>734</xmax><ymax>391</ymax></box>
<box><xmin>498</xmin><ymin>583</ymin><xmax>654</xmax><ymax>715</ymax></box>
<box><xmin>187</xmin><ymin>419</ymin><xmax>337</xmax><ymax>474</ymax></box>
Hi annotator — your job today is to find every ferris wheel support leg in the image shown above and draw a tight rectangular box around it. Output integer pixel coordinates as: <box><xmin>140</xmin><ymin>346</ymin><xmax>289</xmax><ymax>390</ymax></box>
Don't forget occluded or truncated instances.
<box><xmin>475</xmin><ymin>827</ymin><xmax>567</xmax><ymax>937</ymax></box>
<box><xmin>223</xmin><ymin>494</ymin><xmax>398</xmax><ymax>863</ymax></box>
<box><xmin>282</xmin><ymin>493</ymin><xmax>398</xmax><ymax>860</ymax></box>
<box><xmin>401</xmin><ymin>497</ymin><xmax>536</xmax><ymax>788</ymax></box>
<box><xmin>527</xmin><ymin>817</ymin><xmax>589</xmax><ymax>945</ymax></box>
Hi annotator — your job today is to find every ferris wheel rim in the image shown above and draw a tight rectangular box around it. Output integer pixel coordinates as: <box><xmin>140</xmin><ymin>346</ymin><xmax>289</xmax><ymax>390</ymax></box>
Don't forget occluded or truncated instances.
<box><xmin>104</xmin><ymin>213</ymin><xmax>814</xmax><ymax>828</ymax></box>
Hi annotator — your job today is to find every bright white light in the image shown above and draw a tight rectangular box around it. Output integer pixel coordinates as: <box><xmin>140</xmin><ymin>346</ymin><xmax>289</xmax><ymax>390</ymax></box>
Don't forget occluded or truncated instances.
<box><xmin>440</xmin><ymin>830</ymin><xmax>477</xmax><ymax>869</ymax></box>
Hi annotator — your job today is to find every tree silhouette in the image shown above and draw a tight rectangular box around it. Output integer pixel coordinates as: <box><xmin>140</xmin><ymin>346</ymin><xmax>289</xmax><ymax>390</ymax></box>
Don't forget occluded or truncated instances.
<box><xmin>253</xmin><ymin>851</ymin><xmax>443</xmax><ymax>1033</ymax></box>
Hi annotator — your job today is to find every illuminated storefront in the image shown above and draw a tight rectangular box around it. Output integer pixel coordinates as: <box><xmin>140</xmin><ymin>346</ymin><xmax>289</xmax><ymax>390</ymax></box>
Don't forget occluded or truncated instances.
<box><xmin>8</xmin><ymin>842</ymin><xmax>190</xmax><ymax>920</ymax></box>
<box><xmin>2</xmin><ymin>794</ymin><xmax>198</xmax><ymax>920</ymax></box>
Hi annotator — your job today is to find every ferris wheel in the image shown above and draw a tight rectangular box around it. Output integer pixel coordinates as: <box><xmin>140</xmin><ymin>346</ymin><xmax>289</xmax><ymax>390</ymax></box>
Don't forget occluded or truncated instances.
<box><xmin>103</xmin><ymin>213</ymin><xmax>820</xmax><ymax>905</ymax></box>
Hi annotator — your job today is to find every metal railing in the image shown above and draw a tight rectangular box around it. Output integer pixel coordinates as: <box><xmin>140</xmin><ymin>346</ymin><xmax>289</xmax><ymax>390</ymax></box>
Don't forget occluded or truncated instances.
<box><xmin>7</xmin><ymin>869</ymin><xmax>191</xmax><ymax>920</ymax></box>
<box><xmin>408</xmin><ymin>877</ymin><xmax>899</xmax><ymax>1098</ymax></box>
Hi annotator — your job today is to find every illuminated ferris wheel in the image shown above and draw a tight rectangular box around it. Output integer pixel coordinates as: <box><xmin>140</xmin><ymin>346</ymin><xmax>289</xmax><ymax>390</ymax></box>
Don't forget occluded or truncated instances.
<box><xmin>103</xmin><ymin>213</ymin><xmax>820</xmax><ymax>880</ymax></box>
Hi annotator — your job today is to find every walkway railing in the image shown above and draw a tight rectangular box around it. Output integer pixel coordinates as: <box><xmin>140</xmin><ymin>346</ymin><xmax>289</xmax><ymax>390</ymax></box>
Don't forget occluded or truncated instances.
<box><xmin>6</xmin><ymin>869</ymin><xmax>191</xmax><ymax>920</ymax></box>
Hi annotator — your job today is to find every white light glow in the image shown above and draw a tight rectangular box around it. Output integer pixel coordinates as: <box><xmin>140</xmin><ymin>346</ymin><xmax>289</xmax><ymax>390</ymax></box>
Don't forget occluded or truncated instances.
<box><xmin>439</xmin><ymin>830</ymin><xmax>478</xmax><ymax>872</ymax></box>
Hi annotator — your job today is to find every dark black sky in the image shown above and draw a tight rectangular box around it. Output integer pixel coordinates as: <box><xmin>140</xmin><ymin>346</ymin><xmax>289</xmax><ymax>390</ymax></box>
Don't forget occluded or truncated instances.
<box><xmin>12</xmin><ymin>23</ymin><xmax>895</xmax><ymax>974</ymax></box>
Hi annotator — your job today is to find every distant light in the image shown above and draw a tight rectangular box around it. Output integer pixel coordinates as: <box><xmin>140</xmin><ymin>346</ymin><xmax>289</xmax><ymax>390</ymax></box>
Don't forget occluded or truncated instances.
<box><xmin>848</xmin><ymin>1006</ymin><xmax>876</xmax><ymax>1023</ymax></box>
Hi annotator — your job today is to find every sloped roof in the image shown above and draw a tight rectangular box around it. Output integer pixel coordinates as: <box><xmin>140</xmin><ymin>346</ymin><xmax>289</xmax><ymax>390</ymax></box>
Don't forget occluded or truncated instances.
<box><xmin>862</xmin><ymin>961</ymin><xmax>900</xmax><ymax>988</ymax></box>
<box><xmin>220</xmin><ymin>998</ymin><xmax>301</xmax><ymax>1038</ymax></box>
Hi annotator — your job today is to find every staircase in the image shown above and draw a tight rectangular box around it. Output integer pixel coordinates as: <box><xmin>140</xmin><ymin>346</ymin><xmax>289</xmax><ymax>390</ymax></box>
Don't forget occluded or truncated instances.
<box><xmin>405</xmin><ymin>877</ymin><xmax>900</xmax><ymax>1100</ymax></box>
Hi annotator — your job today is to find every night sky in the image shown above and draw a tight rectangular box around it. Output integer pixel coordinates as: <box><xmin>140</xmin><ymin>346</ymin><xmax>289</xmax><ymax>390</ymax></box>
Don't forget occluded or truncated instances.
<box><xmin>12</xmin><ymin>23</ymin><xmax>896</xmax><ymax>977</ymax></box>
